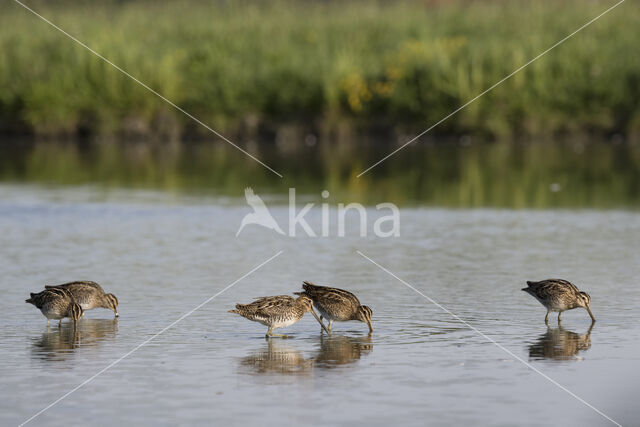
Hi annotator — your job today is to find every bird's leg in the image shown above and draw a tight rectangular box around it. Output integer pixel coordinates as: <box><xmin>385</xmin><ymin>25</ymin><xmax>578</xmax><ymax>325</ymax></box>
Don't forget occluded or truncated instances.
<box><xmin>266</xmin><ymin>327</ymin><xmax>289</xmax><ymax>339</ymax></box>
<box><xmin>58</xmin><ymin>319</ymin><xmax>62</xmax><ymax>327</ymax></box>
<box><xmin>320</xmin><ymin>315</ymin><xmax>326</xmax><ymax>333</ymax></box>
<box><xmin>558</xmin><ymin>312</ymin><xmax>562</xmax><ymax>323</ymax></box>
<box><xmin>328</xmin><ymin>320</ymin><xmax>333</xmax><ymax>333</ymax></box>
<box><xmin>46</xmin><ymin>319</ymin><xmax>50</xmax><ymax>327</ymax></box>
<box><xmin>544</xmin><ymin>311</ymin><xmax>549</xmax><ymax>324</ymax></box>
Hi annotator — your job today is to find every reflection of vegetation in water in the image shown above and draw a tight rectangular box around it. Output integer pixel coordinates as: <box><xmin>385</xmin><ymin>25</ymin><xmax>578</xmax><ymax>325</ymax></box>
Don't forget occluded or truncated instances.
<box><xmin>0</xmin><ymin>1</ymin><xmax>639</xmax><ymax>137</ymax></box>
<box><xmin>1</xmin><ymin>140</ymin><xmax>639</xmax><ymax>208</ymax></box>
<box><xmin>31</xmin><ymin>319</ymin><xmax>118</xmax><ymax>362</ymax></box>
<box><xmin>528</xmin><ymin>324</ymin><xmax>593</xmax><ymax>361</ymax></box>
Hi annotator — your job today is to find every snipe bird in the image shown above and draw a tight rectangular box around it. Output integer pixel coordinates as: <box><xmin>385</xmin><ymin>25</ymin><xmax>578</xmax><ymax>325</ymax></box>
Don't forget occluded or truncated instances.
<box><xmin>229</xmin><ymin>295</ymin><xmax>328</xmax><ymax>337</ymax></box>
<box><xmin>26</xmin><ymin>288</ymin><xmax>83</xmax><ymax>325</ymax></box>
<box><xmin>46</xmin><ymin>281</ymin><xmax>118</xmax><ymax>317</ymax></box>
<box><xmin>522</xmin><ymin>279</ymin><xmax>595</xmax><ymax>323</ymax></box>
<box><xmin>295</xmin><ymin>281</ymin><xmax>373</xmax><ymax>333</ymax></box>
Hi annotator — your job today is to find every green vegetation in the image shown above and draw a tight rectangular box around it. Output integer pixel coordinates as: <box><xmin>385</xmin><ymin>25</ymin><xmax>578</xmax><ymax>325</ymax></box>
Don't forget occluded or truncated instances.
<box><xmin>1</xmin><ymin>0</ymin><xmax>639</xmax><ymax>138</ymax></box>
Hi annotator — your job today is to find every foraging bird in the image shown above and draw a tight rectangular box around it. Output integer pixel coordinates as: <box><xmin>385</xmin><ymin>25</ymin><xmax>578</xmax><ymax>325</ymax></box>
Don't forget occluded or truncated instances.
<box><xmin>522</xmin><ymin>279</ymin><xmax>595</xmax><ymax>323</ymax></box>
<box><xmin>45</xmin><ymin>281</ymin><xmax>118</xmax><ymax>317</ymax></box>
<box><xmin>295</xmin><ymin>281</ymin><xmax>373</xmax><ymax>333</ymax></box>
<box><xmin>26</xmin><ymin>288</ymin><xmax>83</xmax><ymax>325</ymax></box>
<box><xmin>229</xmin><ymin>294</ymin><xmax>328</xmax><ymax>337</ymax></box>
<box><xmin>236</xmin><ymin>187</ymin><xmax>285</xmax><ymax>236</ymax></box>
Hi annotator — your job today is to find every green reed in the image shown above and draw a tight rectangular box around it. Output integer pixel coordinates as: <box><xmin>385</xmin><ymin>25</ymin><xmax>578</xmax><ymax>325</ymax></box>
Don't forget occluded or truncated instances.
<box><xmin>1</xmin><ymin>0</ymin><xmax>639</xmax><ymax>138</ymax></box>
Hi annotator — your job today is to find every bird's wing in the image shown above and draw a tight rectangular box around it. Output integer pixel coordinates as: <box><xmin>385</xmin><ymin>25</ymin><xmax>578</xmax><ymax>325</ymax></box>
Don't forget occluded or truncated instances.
<box><xmin>531</xmin><ymin>279</ymin><xmax>575</xmax><ymax>299</ymax></box>
<box><xmin>245</xmin><ymin>187</ymin><xmax>269</xmax><ymax>211</ymax></box>
<box><xmin>553</xmin><ymin>279</ymin><xmax>580</xmax><ymax>294</ymax></box>
<box><xmin>31</xmin><ymin>289</ymin><xmax>70</xmax><ymax>306</ymax></box>
<box><xmin>49</xmin><ymin>281</ymin><xmax>103</xmax><ymax>291</ymax></box>
<box><xmin>250</xmin><ymin>296</ymin><xmax>296</xmax><ymax>315</ymax></box>
<box><xmin>303</xmin><ymin>282</ymin><xmax>359</xmax><ymax>304</ymax></box>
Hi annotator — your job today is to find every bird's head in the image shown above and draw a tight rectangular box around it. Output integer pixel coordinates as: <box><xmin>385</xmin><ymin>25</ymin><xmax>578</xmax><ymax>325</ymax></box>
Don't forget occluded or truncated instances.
<box><xmin>356</xmin><ymin>305</ymin><xmax>373</xmax><ymax>333</ymax></box>
<box><xmin>103</xmin><ymin>293</ymin><xmax>119</xmax><ymax>317</ymax></box>
<box><xmin>578</xmin><ymin>291</ymin><xmax>595</xmax><ymax>322</ymax></box>
<box><xmin>296</xmin><ymin>295</ymin><xmax>315</xmax><ymax>312</ymax></box>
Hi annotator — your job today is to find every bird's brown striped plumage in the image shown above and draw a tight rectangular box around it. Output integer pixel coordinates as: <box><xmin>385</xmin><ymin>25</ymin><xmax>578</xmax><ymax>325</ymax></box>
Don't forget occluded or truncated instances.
<box><xmin>26</xmin><ymin>288</ymin><xmax>83</xmax><ymax>325</ymax></box>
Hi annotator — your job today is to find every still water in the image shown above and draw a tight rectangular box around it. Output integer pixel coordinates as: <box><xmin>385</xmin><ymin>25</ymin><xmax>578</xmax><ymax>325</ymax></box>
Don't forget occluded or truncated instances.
<box><xmin>1</xmin><ymin>184</ymin><xmax>639</xmax><ymax>426</ymax></box>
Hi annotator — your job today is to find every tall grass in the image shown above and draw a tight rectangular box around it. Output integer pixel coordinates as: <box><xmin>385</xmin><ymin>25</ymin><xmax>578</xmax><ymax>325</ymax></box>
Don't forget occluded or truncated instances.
<box><xmin>0</xmin><ymin>0</ymin><xmax>638</xmax><ymax>138</ymax></box>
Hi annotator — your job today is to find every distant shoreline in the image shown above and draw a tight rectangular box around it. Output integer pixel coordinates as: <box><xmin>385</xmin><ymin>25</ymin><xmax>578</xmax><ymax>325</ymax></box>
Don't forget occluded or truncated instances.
<box><xmin>1</xmin><ymin>0</ymin><xmax>639</xmax><ymax>140</ymax></box>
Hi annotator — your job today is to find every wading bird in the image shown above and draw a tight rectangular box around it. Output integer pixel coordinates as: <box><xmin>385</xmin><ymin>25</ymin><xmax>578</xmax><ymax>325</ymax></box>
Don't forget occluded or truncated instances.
<box><xmin>229</xmin><ymin>294</ymin><xmax>328</xmax><ymax>337</ymax></box>
<box><xmin>522</xmin><ymin>279</ymin><xmax>595</xmax><ymax>324</ymax></box>
<box><xmin>295</xmin><ymin>281</ymin><xmax>373</xmax><ymax>333</ymax></box>
<box><xmin>46</xmin><ymin>281</ymin><xmax>118</xmax><ymax>317</ymax></box>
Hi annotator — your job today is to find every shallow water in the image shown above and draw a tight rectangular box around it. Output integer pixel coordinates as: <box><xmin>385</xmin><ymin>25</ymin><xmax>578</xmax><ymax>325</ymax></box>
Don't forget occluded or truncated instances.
<box><xmin>1</xmin><ymin>184</ymin><xmax>639</xmax><ymax>426</ymax></box>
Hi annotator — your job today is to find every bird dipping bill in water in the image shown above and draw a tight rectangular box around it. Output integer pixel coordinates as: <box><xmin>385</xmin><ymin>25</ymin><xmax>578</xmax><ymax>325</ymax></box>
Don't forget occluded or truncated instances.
<box><xmin>295</xmin><ymin>281</ymin><xmax>373</xmax><ymax>333</ymax></box>
<box><xmin>229</xmin><ymin>295</ymin><xmax>329</xmax><ymax>337</ymax></box>
<box><xmin>45</xmin><ymin>281</ymin><xmax>118</xmax><ymax>317</ymax></box>
<box><xmin>26</xmin><ymin>288</ymin><xmax>83</xmax><ymax>325</ymax></box>
<box><xmin>522</xmin><ymin>279</ymin><xmax>595</xmax><ymax>323</ymax></box>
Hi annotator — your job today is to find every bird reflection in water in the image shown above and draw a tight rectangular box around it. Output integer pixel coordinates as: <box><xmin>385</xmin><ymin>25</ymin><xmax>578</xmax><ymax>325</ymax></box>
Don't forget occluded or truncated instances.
<box><xmin>314</xmin><ymin>334</ymin><xmax>373</xmax><ymax>368</ymax></box>
<box><xmin>31</xmin><ymin>319</ymin><xmax>118</xmax><ymax>361</ymax></box>
<box><xmin>239</xmin><ymin>339</ymin><xmax>314</xmax><ymax>376</ymax></box>
<box><xmin>529</xmin><ymin>323</ymin><xmax>594</xmax><ymax>361</ymax></box>
<box><xmin>240</xmin><ymin>334</ymin><xmax>373</xmax><ymax>376</ymax></box>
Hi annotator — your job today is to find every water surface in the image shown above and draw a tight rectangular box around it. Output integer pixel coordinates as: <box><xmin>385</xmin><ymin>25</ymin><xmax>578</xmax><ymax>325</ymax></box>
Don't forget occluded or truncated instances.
<box><xmin>2</xmin><ymin>139</ymin><xmax>639</xmax><ymax>207</ymax></box>
<box><xmin>1</xmin><ymin>185</ymin><xmax>639</xmax><ymax>426</ymax></box>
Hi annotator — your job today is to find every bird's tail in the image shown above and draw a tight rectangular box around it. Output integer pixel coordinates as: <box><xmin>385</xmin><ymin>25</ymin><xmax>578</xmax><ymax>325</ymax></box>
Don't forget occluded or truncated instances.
<box><xmin>522</xmin><ymin>281</ymin><xmax>537</xmax><ymax>292</ymax></box>
<box><xmin>25</xmin><ymin>293</ymin><xmax>37</xmax><ymax>304</ymax></box>
<box><xmin>302</xmin><ymin>281</ymin><xmax>318</xmax><ymax>291</ymax></box>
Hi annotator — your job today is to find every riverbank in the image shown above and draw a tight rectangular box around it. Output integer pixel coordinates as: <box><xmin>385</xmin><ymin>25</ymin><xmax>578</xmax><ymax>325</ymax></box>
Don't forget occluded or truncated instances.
<box><xmin>1</xmin><ymin>0</ymin><xmax>639</xmax><ymax>140</ymax></box>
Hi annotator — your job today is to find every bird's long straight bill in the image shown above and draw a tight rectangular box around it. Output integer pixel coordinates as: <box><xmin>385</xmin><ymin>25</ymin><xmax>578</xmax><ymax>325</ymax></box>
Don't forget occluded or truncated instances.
<box><xmin>310</xmin><ymin>310</ymin><xmax>329</xmax><ymax>333</ymax></box>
